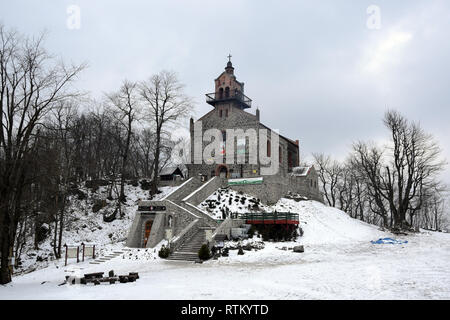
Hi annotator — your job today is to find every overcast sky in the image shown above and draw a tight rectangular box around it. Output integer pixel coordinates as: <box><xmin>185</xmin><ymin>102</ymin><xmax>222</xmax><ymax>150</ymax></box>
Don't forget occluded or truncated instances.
<box><xmin>1</xmin><ymin>0</ymin><xmax>449</xmax><ymax>182</ymax></box>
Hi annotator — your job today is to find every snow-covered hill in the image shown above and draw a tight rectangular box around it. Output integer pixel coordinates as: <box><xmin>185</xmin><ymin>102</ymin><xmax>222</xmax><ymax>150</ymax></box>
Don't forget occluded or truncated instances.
<box><xmin>4</xmin><ymin>185</ymin><xmax>449</xmax><ymax>299</ymax></box>
<box><xmin>200</xmin><ymin>188</ymin><xmax>385</xmax><ymax>245</ymax></box>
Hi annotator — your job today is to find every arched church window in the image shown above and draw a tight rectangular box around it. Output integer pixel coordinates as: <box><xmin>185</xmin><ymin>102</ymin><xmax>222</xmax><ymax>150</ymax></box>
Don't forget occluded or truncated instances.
<box><xmin>267</xmin><ymin>140</ymin><xmax>271</xmax><ymax>157</ymax></box>
<box><xmin>225</xmin><ymin>87</ymin><xmax>230</xmax><ymax>98</ymax></box>
<box><xmin>219</xmin><ymin>109</ymin><xmax>222</xmax><ymax>117</ymax></box>
<box><xmin>219</xmin><ymin>87</ymin><xmax>224</xmax><ymax>99</ymax></box>
<box><xmin>225</xmin><ymin>109</ymin><xmax>228</xmax><ymax>117</ymax></box>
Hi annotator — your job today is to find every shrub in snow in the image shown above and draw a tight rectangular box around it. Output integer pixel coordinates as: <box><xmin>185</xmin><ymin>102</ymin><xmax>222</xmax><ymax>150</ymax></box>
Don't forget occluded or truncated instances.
<box><xmin>247</xmin><ymin>225</ymin><xmax>257</xmax><ymax>238</ymax></box>
<box><xmin>237</xmin><ymin>247</ymin><xmax>245</xmax><ymax>255</ymax></box>
<box><xmin>36</xmin><ymin>223</ymin><xmax>50</xmax><ymax>244</ymax></box>
<box><xmin>129</xmin><ymin>180</ymin><xmax>139</xmax><ymax>187</ymax></box>
<box><xmin>198</xmin><ymin>244</ymin><xmax>211</xmax><ymax>260</ymax></box>
<box><xmin>103</xmin><ymin>209</ymin><xmax>117</xmax><ymax>222</ymax></box>
<box><xmin>221</xmin><ymin>248</ymin><xmax>229</xmax><ymax>257</ymax></box>
<box><xmin>92</xmin><ymin>199</ymin><xmax>107</xmax><ymax>213</ymax></box>
<box><xmin>158</xmin><ymin>245</ymin><xmax>171</xmax><ymax>258</ymax></box>
<box><xmin>140</xmin><ymin>179</ymin><xmax>151</xmax><ymax>190</ymax></box>
<box><xmin>68</xmin><ymin>187</ymin><xmax>86</xmax><ymax>200</ymax></box>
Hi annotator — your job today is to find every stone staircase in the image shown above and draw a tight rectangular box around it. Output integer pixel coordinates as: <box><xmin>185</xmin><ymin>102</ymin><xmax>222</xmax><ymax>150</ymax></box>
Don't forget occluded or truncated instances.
<box><xmin>166</xmin><ymin>229</ymin><xmax>208</xmax><ymax>262</ymax></box>
<box><xmin>89</xmin><ymin>249</ymin><xmax>128</xmax><ymax>265</ymax></box>
<box><xmin>132</xmin><ymin>176</ymin><xmax>227</xmax><ymax>262</ymax></box>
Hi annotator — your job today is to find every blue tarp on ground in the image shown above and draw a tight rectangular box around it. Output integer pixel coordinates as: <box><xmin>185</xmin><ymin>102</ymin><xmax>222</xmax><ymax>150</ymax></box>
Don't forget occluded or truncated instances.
<box><xmin>371</xmin><ymin>238</ymin><xmax>408</xmax><ymax>245</ymax></box>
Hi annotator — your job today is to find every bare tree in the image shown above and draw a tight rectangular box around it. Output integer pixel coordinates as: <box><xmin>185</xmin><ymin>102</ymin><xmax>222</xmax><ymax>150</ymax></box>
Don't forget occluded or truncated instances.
<box><xmin>139</xmin><ymin>71</ymin><xmax>193</xmax><ymax>195</ymax></box>
<box><xmin>106</xmin><ymin>80</ymin><xmax>140</xmax><ymax>202</ymax></box>
<box><xmin>312</xmin><ymin>153</ymin><xmax>343</xmax><ymax>207</ymax></box>
<box><xmin>352</xmin><ymin>111</ymin><xmax>446</xmax><ymax>230</ymax></box>
<box><xmin>0</xmin><ymin>25</ymin><xmax>85</xmax><ymax>284</ymax></box>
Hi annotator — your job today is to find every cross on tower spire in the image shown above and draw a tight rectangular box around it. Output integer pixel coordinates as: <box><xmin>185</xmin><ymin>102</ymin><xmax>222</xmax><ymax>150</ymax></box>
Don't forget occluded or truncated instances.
<box><xmin>227</xmin><ymin>54</ymin><xmax>232</xmax><ymax>62</ymax></box>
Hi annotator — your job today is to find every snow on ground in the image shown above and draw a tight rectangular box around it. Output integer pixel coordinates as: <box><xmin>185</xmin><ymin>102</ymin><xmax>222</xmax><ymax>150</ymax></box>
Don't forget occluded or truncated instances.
<box><xmin>2</xmin><ymin>188</ymin><xmax>449</xmax><ymax>300</ymax></box>
<box><xmin>15</xmin><ymin>183</ymin><xmax>174</xmax><ymax>274</ymax></box>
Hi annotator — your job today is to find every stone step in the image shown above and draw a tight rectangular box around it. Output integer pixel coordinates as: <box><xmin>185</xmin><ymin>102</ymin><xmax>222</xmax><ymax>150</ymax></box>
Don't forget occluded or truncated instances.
<box><xmin>172</xmin><ymin>251</ymin><xmax>198</xmax><ymax>255</ymax></box>
<box><xmin>167</xmin><ymin>255</ymin><xmax>198</xmax><ymax>260</ymax></box>
<box><xmin>167</xmin><ymin>257</ymin><xmax>197</xmax><ymax>262</ymax></box>
<box><xmin>179</xmin><ymin>247</ymin><xmax>202</xmax><ymax>251</ymax></box>
<box><xmin>178</xmin><ymin>248</ymin><xmax>202</xmax><ymax>252</ymax></box>
<box><xmin>169</xmin><ymin>255</ymin><xmax>198</xmax><ymax>259</ymax></box>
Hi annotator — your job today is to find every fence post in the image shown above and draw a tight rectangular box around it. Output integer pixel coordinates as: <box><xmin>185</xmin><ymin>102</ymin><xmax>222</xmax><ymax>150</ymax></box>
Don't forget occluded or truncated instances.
<box><xmin>76</xmin><ymin>246</ymin><xmax>80</xmax><ymax>263</ymax></box>
<box><xmin>93</xmin><ymin>245</ymin><xmax>96</xmax><ymax>259</ymax></box>
<box><xmin>82</xmin><ymin>243</ymin><xmax>85</xmax><ymax>262</ymax></box>
<box><xmin>64</xmin><ymin>244</ymin><xmax>68</xmax><ymax>266</ymax></box>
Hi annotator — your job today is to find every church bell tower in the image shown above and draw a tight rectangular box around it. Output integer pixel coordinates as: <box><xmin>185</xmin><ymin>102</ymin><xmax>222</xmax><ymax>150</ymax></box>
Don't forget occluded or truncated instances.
<box><xmin>205</xmin><ymin>55</ymin><xmax>252</xmax><ymax>110</ymax></box>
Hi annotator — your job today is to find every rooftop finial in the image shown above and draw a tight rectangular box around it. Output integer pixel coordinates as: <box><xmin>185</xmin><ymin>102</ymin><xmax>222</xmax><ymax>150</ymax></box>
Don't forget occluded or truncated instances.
<box><xmin>225</xmin><ymin>54</ymin><xmax>234</xmax><ymax>74</ymax></box>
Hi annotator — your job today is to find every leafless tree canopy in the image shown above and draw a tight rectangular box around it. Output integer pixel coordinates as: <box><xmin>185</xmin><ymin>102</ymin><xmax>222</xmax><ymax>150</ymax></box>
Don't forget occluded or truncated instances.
<box><xmin>313</xmin><ymin>110</ymin><xmax>448</xmax><ymax>232</ymax></box>
<box><xmin>0</xmin><ymin>26</ymin><xmax>191</xmax><ymax>284</ymax></box>
<box><xmin>139</xmin><ymin>70</ymin><xmax>193</xmax><ymax>195</ymax></box>
<box><xmin>0</xmin><ymin>24</ymin><xmax>85</xmax><ymax>284</ymax></box>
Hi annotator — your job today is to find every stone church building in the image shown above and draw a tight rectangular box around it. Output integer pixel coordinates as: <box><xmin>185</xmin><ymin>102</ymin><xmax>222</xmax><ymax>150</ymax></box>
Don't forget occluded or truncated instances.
<box><xmin>126</xmin><ymin>58</ymin><xmax>321</xmax><ymax>255</ymax></box>
<box><xmin>186</xmin><ymin>58</ymin><xmax>321</xmax><ymax>203</ymax></box>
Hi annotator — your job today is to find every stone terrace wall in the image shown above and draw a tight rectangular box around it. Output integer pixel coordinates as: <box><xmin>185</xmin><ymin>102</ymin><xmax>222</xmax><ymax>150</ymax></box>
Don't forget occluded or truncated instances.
<box><xmin>229</xmin><ymin>174</ymin><xmax>323</xmax><ymax>204</ymax></box>
<box><xmin>229</xmin><ymin>175</ymin><xmax>288</xmax><ymax>205</ymax></box>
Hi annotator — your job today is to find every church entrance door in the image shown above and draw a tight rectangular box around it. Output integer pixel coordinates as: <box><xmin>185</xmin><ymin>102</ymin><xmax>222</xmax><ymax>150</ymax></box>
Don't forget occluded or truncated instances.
<box><xmin>216</xmin><ymin>165</ymin><xmax>228</xmax><ymax>178</ymax></box>
<box><xmin>143</xmin><ymin>220</ymin><xmax>153</xmax><ymax>247</ymax></box>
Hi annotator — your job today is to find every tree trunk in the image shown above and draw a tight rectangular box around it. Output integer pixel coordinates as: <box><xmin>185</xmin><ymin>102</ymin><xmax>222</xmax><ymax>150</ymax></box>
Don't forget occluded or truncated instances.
<box><xmin>0</xmin><ymin>210</ymin><xmax>12</xmax><ymax>284</ymax></box>
<box><xmin>150</xmin><ymin>128</ymin><xmax>161</xmax><ymax>196</ymax></box>
<box><xmin>57</xmin><ymin>194</ymin><xmax>66</xmax><ymax>258</ymax></box>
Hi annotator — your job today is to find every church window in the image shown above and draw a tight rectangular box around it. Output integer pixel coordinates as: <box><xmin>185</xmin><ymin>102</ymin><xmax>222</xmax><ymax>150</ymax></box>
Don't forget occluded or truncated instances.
<box><xmin>219</xmin><ymin>109</ymin><xmax>222</xmax><ymax>117</ymax></box>
<box><xmin>267</xmin><ymin>140</ymin><xmax>271</xmax><ymax>157</ymax></box>
<box><xmin>219</xmin><ymin>87</ymin><xmax>224</xmax><ymax>99</ymax></box>
<box><xmin>225</xmin><ymin>109</ymin><xmax>228</xmax><ymax>117</ymax></box>
<box><xmin>225</xmin><ymin>87</ymin><xmax>230</xmax><ymax>98</ymax></box>
<box><xmin>279</xmin><ymin>146</ymin><xmax>282</xmax><ymax>163</ymax></box>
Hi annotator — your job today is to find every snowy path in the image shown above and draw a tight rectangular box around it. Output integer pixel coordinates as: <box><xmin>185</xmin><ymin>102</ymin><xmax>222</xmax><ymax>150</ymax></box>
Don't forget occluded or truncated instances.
<box><xmin>1</xmin><ymin>231</ymin><xmax>449</xmax><ymax>300</ymax></box>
